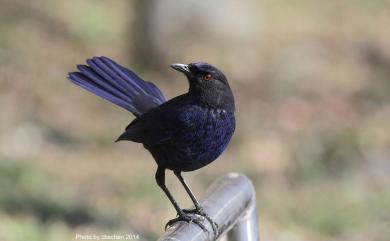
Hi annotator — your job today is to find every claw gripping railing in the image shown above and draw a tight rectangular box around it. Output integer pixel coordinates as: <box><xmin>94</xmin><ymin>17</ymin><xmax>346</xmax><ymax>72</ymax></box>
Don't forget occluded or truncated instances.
<box><xmin>158</xmin><ymin>173</ymin><xmax>259</xmax><ymax>241</ymax></box>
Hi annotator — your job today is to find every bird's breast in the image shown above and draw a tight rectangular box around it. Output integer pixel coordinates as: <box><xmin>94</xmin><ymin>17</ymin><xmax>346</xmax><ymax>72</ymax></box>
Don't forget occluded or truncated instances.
<box><xmin>166</xmin><ymin>107</ymin><xmax>235</xmax><ymax>171</ymax></box>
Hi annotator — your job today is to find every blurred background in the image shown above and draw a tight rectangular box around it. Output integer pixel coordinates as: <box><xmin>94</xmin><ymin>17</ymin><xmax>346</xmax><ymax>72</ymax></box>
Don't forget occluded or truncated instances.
<box><xmin>0</xmin><ymin>0</ymin><xmax>389</xmax><ymax>240</ymax></box>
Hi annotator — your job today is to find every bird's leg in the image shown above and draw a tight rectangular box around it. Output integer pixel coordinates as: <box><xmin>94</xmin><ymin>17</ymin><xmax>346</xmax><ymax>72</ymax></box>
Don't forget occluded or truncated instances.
<box><xmin>173</xmin><ymin>171</ymin><xmax>202</xmax><ymax>212</ymax></box>
<box><xmin>156</xmin><ymin>167</ymin><xmax>182</xmax><ymax>214</ymax></box>
<box><xmin>174</xmin><ymin>171</ymin><xmax>219</xmax><ymax>236</ymax></box>
<box><xmin>155</xmin><ymin>167</ymin><xmax>206</xmax><ymax>232</ymax></box>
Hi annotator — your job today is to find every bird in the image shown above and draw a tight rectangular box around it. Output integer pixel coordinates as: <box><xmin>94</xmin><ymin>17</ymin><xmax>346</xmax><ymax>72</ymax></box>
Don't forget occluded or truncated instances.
<box><xmin>68</xmin><ymin>56</ymin><xmax>235</xmax><ymax>235</ymax></box>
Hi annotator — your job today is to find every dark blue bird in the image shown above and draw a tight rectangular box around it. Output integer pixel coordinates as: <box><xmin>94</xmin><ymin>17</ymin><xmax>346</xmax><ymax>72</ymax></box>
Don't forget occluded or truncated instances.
<box><xmin>68</xmin><ymin>57</ymin><xmax>235</xmax><ymax>234</ymax></box>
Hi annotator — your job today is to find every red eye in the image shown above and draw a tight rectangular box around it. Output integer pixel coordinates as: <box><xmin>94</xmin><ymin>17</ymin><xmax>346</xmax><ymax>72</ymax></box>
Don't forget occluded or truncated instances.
<box><xmin>202</xmin><ymin>74</ymin><xmax>212</xmax><ymax>81</ymax></box>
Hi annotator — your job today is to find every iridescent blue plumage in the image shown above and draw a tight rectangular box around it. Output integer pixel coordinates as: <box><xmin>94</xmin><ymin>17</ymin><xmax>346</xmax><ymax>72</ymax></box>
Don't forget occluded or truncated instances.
<box><xmin>68</xmin><ymin>56</ymin><xmax>165</xmax><ymax>116</ymax></box>
<box><xmin>123</xmin><ymin>97</ymin><xmax>235</xmax><ymax>171</ymax></box>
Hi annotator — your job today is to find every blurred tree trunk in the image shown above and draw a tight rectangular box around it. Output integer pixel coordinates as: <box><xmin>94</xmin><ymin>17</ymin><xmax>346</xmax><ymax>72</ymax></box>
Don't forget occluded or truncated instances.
<box><xmin>130</xmin><ymin>0</ymin><xmax>166</xmax><ymax>72</ymax></box>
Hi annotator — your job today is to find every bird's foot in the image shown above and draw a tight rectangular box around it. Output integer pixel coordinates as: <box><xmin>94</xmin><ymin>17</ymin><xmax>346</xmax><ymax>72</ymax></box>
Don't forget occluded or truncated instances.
<box><xmin>165</xmin><ymin>212</ymin><xmax>207</xmax><ymax>232</ymax></box>
<box><xmin>182</xmin><ymin>207</ymin><xmax>219</xmax><ymax>238</ymax></box>
<box><xmin>182</xmin><ymin>206</ymin><xmax>205</xmax><ymax>215</ymax></box>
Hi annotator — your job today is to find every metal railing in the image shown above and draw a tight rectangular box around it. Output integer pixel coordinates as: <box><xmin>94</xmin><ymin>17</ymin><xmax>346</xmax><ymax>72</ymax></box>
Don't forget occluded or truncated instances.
<box><xmin>158</xmin><ymin>173</ymin><xmax>259</xmax><ymax>241</ymax></box>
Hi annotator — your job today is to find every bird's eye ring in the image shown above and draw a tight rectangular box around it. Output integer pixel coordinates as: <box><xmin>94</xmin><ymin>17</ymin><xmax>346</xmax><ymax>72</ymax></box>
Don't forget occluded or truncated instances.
<box><xmin>202</xmin><ymin>74</ymin><xmax>212</xmax><ymax>81</ymax></box>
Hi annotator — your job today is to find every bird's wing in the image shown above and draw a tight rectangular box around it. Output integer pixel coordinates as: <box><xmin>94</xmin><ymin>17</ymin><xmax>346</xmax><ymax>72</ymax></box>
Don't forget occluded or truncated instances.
<box><xmin>116</xmin><ymin>98</ymin><xmax>203</xmax><ymax>145</ymax></box>
<box><xmin>68</xmin><ymin>56</ymin><xmax>165</xmax><ymax>116</ymax></box>
<box><xmin>115</xmin><ymin>114</ymin><xmax>176</xmax><ymax>144</ymax></box>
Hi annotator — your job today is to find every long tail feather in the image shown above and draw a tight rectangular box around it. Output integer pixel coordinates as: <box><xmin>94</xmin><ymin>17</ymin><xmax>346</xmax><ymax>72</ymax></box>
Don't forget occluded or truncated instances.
<box><xmin>68</xmin><ymin>57</ymin><xmax>165</xmax><ymax>116</ymax></box>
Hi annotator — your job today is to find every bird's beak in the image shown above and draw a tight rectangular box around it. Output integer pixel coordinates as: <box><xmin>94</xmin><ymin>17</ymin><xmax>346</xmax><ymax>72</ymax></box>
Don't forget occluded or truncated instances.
<box><xmin>170</xmin><ymin>63</ymin><xmax>190</xmax><ymax>75</ymax></box>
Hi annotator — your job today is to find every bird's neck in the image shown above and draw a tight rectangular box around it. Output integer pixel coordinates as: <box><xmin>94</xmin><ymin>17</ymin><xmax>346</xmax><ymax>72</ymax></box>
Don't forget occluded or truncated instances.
<box><xmin>188</xmin><ymin>86</ymin><xmax>235</xmax><ymax>112</ymax></box>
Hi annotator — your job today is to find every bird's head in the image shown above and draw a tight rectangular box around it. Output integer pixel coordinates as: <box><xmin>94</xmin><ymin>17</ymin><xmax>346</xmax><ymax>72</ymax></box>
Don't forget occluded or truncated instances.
<box><xmin>170</xmin><ymin>62</ymin><xmax>235</xmax><ymax>110</ymax></box>
<box><xmin>171</xmin><ymin>62</ymin><xmax>229</xmax><ymax>87</ymax></box>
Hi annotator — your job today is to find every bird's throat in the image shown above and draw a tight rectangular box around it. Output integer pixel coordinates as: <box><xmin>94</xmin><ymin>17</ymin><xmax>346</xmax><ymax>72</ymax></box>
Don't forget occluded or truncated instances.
<box><xmin>189</xmin><ymin>85</ymin><xmax>235</xmax><ymax>111</ymax></box>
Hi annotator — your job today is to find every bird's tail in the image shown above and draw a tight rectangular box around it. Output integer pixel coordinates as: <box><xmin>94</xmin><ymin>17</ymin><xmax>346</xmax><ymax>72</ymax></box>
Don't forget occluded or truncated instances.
<box><xmin>68</xmin><ymin>56</ymin><xmax>165</xmax><ymax>116</ymax></box>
